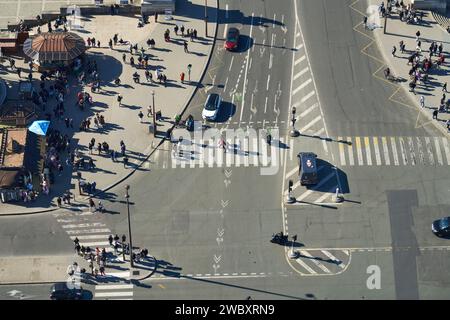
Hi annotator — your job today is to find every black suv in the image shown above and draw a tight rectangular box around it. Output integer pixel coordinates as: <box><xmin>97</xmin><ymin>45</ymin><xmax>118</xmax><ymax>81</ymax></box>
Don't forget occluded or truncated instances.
<box><xmin>50</xmin><ymin>282</ymin><xmax>83</xmax><ymax>300</ymax></box>
<box><xmin>298</xmin><ymin>152</ymin><xmax>319</xmax><ymax>186</ymax></box>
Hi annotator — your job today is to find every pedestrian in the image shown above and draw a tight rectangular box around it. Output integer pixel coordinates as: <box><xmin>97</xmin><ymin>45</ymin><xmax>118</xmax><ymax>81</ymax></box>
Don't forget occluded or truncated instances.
<box><xmin>123</xmin><ymin>156</ymin><xmax>129</xmax><ymax>168</ymax></box>
<box><xmin>433</xmin><ymin>109</ymin><xmax>438</xmax><ymax>120</ymax></box>
<box><xmin>174</xmin><ymin>25</ymin><xmax>179</xmax><ymax>35</ymax></box>
<box><xmin>420</xmin><ymin>95</ymin><xmax>425</xmax><ymax>108</ymax></box>
<box><xmin>447</xmin><ymin>119</ymin><xmax>450</xmax><ymax>132</ymax></box>
<box><xmin>65</xmin><ymin>117</ymin><xmax>70</xmax><ymax>128</ymax></box>
<box><xmin>97</xmin><ymin>142</ymin><xmax>102</xmax><ymax>155</ymax></box>
<box><xmin>145</xmin><ymin>70</ymin><xmax>150</xmax><ymax>82</ymax></box>
<box><xmin>17</xmin><ymin>68</ymin><xmax>21</xmax><ymax>78</ymax></box>
<box><xmin>89</xmin><ymin>198</ymin><xmax>96</xmax><ymax>212</ymax></box>
<box><xmin>163</xmin><ymin>74</ymin><xmax>167</xmax><ymax>87</ymax></box>
<box><xmin>117</xmin><ymin>94</ymin><xmax>123</xmax><ymax>107</ymax></box>
<box><xmin>443</xmin><ymin>82</ymin><xmax>448</xmax><ymax>93</ymax></box>
<box><xmin>193</xmin><ymin>29</ymin><xmax>197</xmax><ymax>39</ymax></box>
<box><xmin>97</xmin><ymin>40</ymin><xmax>100</xmax><ymax>47</ymax></box>
<box><xmin>399</xmin><ymin>40</ymin><xmax>404</xmax><ymax>53</ymax></box>
<box><xmin>57</xmin><ymin>196</ymin><xmax>62</xmax><ymax>207</ymax></box>
<box><xmin>147</xmin><ymin>105</ymin><xmax>152</xmax><ymax>117</ymax></box>
<box><xmin>138</xmin><ymin>111</ymin><xmax>144</xmax><ymax>123</ymax></box>
<box><xmin>111</xmin><ymin>149</ymin><xmax>116</xmax><ymax>162</ymax></box>
<box><xmin>122</xmin><ymin>53</ymin><xmax>126</xmax><ymax>64</ymax></box>
<box><xmin>155</xmin><ymin>12</ymin><xmax>158</xmax><ymax>23</ymax></box>
<box><xmin>391</xmin><ymin>45</ymin><xmax>396</xmax><ymax>57</ymax></box>
<box><xmin>180</xmin><ymin>72</ymin><xmax>185</xmax><ymax>83</ymax></box>
<box><xmin>438</xmin><ymin>42</ymin><xmax>443</xmax><ymax>55</ymax></box>
<box><xmin>415</xmin><ymin>30</ymin><xmax>420</xmax><ymax>42</ymax></box>
<box><xmin>184</xmin><ymin>41</ymin><xmax>189</xmax><ymax>53</ymax></box>
<box><xmin>120</xmin><ymin>141</ymin><xmax>126</xmax><ymax>156</ymax></box>
<box><xmin>180</xmin><ymin>25</ymin><xmax>185</xmax><ymax>36</ymax></box>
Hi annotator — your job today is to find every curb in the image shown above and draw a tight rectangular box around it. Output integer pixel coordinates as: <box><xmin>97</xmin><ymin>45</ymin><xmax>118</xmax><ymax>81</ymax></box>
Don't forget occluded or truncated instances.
<box><xmin>0</xmin><ymin>2</ymin><xmax>220</xmax><ymax>216</ymax></box>
<box><xmin>372</xmin><ymin>14</ymin><xmax>450</xmax><ymax>138</ymax></box>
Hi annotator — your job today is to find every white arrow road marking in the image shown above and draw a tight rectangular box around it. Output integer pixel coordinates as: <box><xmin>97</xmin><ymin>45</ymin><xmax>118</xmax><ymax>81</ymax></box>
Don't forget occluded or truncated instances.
<box><xmin>214</xmin><ymin>255</ymin><xmax>222</xmax><ymax>263</ymax></box>
<box><xmin>216</xmin><ymin>237</ymin><xmax>223</xmax><ymax>245</ymax></box>
<box><xmin>221</xmin><ymin>200</ymin><xmax>229</xmax><ymax>208</ymax></box>
<box><xmin>217</xmin><ymin>228</ymin><xmax>225</xmax><ymax>237</ymax></box>
<box><xmin>224</xmin><ymin>169</ymin><xmax>232</xmax><ymax>178</ymax></box>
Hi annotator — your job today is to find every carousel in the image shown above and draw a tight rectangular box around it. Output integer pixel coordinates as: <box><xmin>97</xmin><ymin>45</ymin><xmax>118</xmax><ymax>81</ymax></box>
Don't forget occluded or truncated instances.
<box><xmin>22</xmin><ymin>32</ymin><xmax>86</xmax><ymax>72</ymax></box>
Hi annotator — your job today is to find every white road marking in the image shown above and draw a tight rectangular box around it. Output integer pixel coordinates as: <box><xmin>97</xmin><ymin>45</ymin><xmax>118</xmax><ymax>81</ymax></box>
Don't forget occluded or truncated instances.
<box><xmin>294</xmin><ymin>55</ymin><xmax>306</xmax><ymax>66</ymax></box>
<box><xmin>300</xmin><ymin>90</ymin><xmax>315</xmax><ymax>103</ymax></box>
<box><xmin>298</xmin><ymin>102</ymin><xmax>318</xmax><ymax>119</ymax></box>
<box><xmin>295</xmin><ymin>258</ymin><xmax>317</xmax><ymax>274</ymax></box>
<box><xmin>355</xmin><ymin>137</ymin><xmax>364</xmax><ymax>165</ymax></box>
<box><xmin>416</xmin><ymin>137</ymin><xmax>425</xmax><ymax>165</ymax></box>
<box><xmin>239</xmin><ymin>13</ymin><xmax>255</xmax><ymax>124</ymax></box>
<box><xmin>313</xmin><ymin>127</ymin><xmax>325</xmax><ymax>136</ymax></box>
<box><xmin>442</xmin><ymin>138</ymin><xmax>450</xmax><ymax>165</ymax></box>
<box><xmin>62</xmin><ymin>223</ymin><xmax>106</xmax><ymax>229</ymax></box>
<box><xmin>381</xmin><ymin>137</ymin><xmax>390</xmax><ymax>165</ymax></box>
<box><xmin>95</xmin><ymin>284</ymin><xmax>134</xmax><ymax>290</ymax></box>
<box><xmin>347</xmin><ymin>137</ymin><xmax>355</xmax><ymax>166</ymax></box>
<box><xmin>300</xmin><ymin>250</ymin><xmax>331</xmax><ymax>273</ymax></box>
<box><xmin>299</xmin><ymin>115</ymin><xmax>321</xmax><ymax>132</ymax></box>
<box><xmin>424</xmin><ymin>137</ymin><xmax>435</xmax><ymax>165</ymax></box>
<box><xmin>296</xmin><ymin>172</ymin><xmax>336</xmax><ymax>202</ymax></box>
<box><xmin>293</xmin><ymin>66</ymin><xmax>309</xmax><ymax>81</ymax></box>
<box><xmin>272</xmin><ymin>13</ymin><xmax>276</xmax><ymax>28</ymax></box>
<box><xmin>338</xmin><ymin>137</ymin><xmax>346</xmax><ymax>166</ymax></box>
<box><xmin>434</xmin><ymin>137</ymin><xmax>444</xmax><ymax>165</ymax></box>
<box><xmin>407</xmin><ymin>137</ymin><xmax>416</xmax><ymax>165</ymax></box>
<box><xmin>364</xmin><ymin>137</ymin><xmax>372</xmax><ymax>166</ymax></box>
<box><xmin>223</xmin><ymin>23</ymin><xmax>228</xmax><ymax>39</ymax></box>
<box><xmin>286</xmin><ymin>167</ymin><xmax>298</xmax><ymax>179</ymax></box>
<box><xmin>244</xmin><ymin>137</ymin><xmax>249</xmax><ymax>167</ymax></box>
<box><xmin>94</xmin><ymin>291</ymin><xmax>133</xmax><ymax>298</ymax></box>
<box><xmin>78</xmin><ymin>241</ymin><xmax>110</xmax><ymax>247</ymax></box>
<box><xmin>264</xmin><ymin>96</ymin><xmax>268</xmax><ymax>113</ymax></box>
<box><xmin>296</xmin><ymin>43</ymin><xmax>304</xmax><ymax>50</ymax></box>
<box><xmin>321</xmin><ymin>250</ymin><xmax>346</xmax><ymax>269</ymax></box>
<box><xmin>104</xmin><ymin>271</ymin><xmax>131</xmax><ymax>278</ymax></box>
<box><xmin>372</xmin><ymin>137</ymin><xmax>382</xmax><ymax>165</ymax></box>
<box><xmin>390</xmin><ymin>137</ymin><xmax>399</xmax><ymax>166</ymax></box>
<box><xmin>260</xmin><ymin>139</ymin><xmax>268</xmax><ymax>166</ymax></box>
<box><xmin>266</xmin><ymin>74</ymin><xmax>270</xmax><ymax>91</ymax></box>
<box><xmin>314</xmin><ymin>188</ymin><xmax>335</xmax><ymax>203</ymax></box>
<box><xmin>228</xmin><ymin>56</ymin><xmax>234</xmax><ymax>72</ymax></box>
<box><xmin>292</xmin><ymin>78</ymin><xmax>312</xmax><ymax>96</ymax></box>
<box><xmin>398</xmin><ymin>137</ymin><xmax>408</xmax><ymax>165</ymax></box>
<box><xmin>225</xmin><ymin>4</ymin><xmax>229</xmax><ymax>19</ymax></box>
<box><xmin>65</xmin><ymin>228</ymin><xmax>111</xmax><ymax>235</ymax></box>
<box><xmin>70</xmin><ymin>235</ymin><xmax>107</xmax><ymax>240</ymax></box>
<box><xmin>235</xmin><ymin>138</ymin><xmax>241</xmax><ymax>167</ymax></box>
<box><xmin>251</xmin><ymin>137</ymin><xmax>258</xmax><ymax>166</ymax></box>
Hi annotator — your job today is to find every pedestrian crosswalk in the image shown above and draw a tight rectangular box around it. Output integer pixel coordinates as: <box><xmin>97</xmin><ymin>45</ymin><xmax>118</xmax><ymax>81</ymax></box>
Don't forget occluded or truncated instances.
<box><xmin>94</xmin><ymin>283</ymin><xmax>133</xmax><ymax>300</ymax></box>
<box><xmin>335</xmin><ymin>136</ymin><xmax>450</xmax><ymax>167</ymax></box>
<box><xmin>144</xmin><ymin>137</ymin><xmax>291</xmax><ymax>169</ymax></box>
<box><xmin>293</xmin><ymin>249</ymin><xmax>350</xmax><ymax>275</ymax></box>
<box><xmin>55</xmin><ymin>211</ymin><xmax>114</xmax><ymax>250</ymax></box>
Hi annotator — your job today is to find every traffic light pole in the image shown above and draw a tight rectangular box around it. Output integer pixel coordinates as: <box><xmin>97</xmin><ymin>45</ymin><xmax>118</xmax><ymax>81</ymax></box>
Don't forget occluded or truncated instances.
<box><xmin>286</xmin><ymin>180</ymin><xmax>296</xmax><ymax>204</ymax></box>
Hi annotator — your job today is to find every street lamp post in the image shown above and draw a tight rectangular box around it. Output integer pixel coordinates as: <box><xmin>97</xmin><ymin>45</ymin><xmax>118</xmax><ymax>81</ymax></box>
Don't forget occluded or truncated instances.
<box><xmin>152</xmin><ymin>91</ymin><xmax>156</xmax><ymax>137</ymax></box>
<box><xmin>204</xmin><ymin>0</ymin><xmax>208</xmax><ymax>37</ymax></box>
<box><xmin>125</xmin><ymin>185</ymin><xmax>134</xmax><ymax>268</ymax></box>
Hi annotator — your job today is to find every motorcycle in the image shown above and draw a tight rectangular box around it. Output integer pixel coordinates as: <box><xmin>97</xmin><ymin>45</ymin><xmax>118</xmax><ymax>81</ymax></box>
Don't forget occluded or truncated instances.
<box><xmin>270</xmin><ymin>232</ymin><xmax>288</xmax><ymax>245</ymax></box>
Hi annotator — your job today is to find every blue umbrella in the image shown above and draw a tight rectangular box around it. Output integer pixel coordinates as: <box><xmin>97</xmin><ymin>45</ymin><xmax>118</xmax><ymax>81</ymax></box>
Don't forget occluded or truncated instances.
<box><xmin>28</xmin><ymin>120</ymin><xmax>50</xmax><ymax>136</ymax></box>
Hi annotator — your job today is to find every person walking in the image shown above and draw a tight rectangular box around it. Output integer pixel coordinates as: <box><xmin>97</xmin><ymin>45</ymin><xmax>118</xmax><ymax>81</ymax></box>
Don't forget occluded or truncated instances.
<box><xmin>120</xmin><ymin>141</ymin><xmax>126</xmax><ymax>156</ymax></box>
<box><xmin>391</xmin><ymin>45</ymin><xmax>397</xmax><ymax>57</ymax></box>
<box><xmin>89</xmin><ymin>198</ymin><xmax>96</xmax><ymax>212</ymax></box>
<box><xmin>111</xmin><ymin>149</ymin><xmax>116</xmax><ymax>162</ymax></box>
<box><xmin>57</xmin><ymin>196</ymin><xmax>62</xmax><ymax>207</ymax></box>
<box><xmin>420</xmin><ymin>95</ymin><xmax>425</xmax><ymax>108</ymax></box>
<box><xmin>180</xmin><ymin>72</ymin><xmax>185</xmax><ymax>84</ymax></box>
<box><xmin>117</xmin><ymin>94</ymin><xmax>123</xmax><ymax>107</ymax></box>
<box><xmin>443</xmin><ymin>82</ymin><xmax>448</xmax><ymax>93</ymax></box>
<box><xmin>180</xmin><ymin>25</ymin><xmax>185</xmax><ymax>36</ymax></box>
<box><xmin>138</xmin><ymin>111</ymin><xmax>144</xmax><ymax>123</ymax></box>
<box><xmin>399</xmin><ymin>40</ymin><xmax>404</xmax><ymax>53</ymax></box>
<box><xmin>433</xmin><ymin>109</ymin><xmax>438</xmax><ymax>120</ymax></box>
<box><xmin>174</xmin><ymin>25</ymin><xmax>179</xmax><ymax>35</ymax></box>
<box><xmin>184</xmin><ymin>41</ymin><xmax>189</xmax><ymax>53</ymax></box>
<box><xmin>17</xmin><ymin>68</ymin><xmax>21</xmax><ymax>78</ymax></box>
<box><xmin>123</xmin><ymin>156</ymin><xmax>129</xmax><ymax>168</ymax></box>
<box><xmin>415</xmin><ymin>30</ymin><xmax>420</xmax><ymax>42</ymax></box>
<box><xmin>108</xmin><ymin>234</ymin><xmax>113</xmax><ymax>246</ymax></box>
<box><xmin>147</xmin><ymin>105</ymin><xmax>152</xmax><ymax>117</ymax></box>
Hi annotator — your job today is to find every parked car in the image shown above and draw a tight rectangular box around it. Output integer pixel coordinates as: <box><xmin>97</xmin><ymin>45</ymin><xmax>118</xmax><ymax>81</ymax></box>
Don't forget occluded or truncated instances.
<box><xmin>202</xmin><ymin>93</ymin><xmax>222</xmax><ymax>121</ymax></box>
<box><xmin>431</xmin><ymin>217</ymin><xmax>450</xmax><ymax>238</ymax></box>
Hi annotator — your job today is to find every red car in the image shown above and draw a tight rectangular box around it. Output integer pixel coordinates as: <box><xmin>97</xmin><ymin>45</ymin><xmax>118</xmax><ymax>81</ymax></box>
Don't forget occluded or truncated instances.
<box><xmin>224</xmin><ymin>27</ymin><xmax>239</xmax><ymax>50</ymax></box>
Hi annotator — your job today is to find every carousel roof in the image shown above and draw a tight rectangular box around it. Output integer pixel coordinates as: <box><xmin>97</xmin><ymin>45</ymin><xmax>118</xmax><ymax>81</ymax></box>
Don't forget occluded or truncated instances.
<box><xmin>23</xmin><ymin>32</ymin><xmax>86</xmax><ymax>61</ymax></box>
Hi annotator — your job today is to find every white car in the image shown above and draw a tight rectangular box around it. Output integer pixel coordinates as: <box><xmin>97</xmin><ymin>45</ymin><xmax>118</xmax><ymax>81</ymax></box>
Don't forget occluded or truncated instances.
<box><xmin>202</xmin><ymin>93</ymin><xmax>222</xmax><ymax>121</ymax></box>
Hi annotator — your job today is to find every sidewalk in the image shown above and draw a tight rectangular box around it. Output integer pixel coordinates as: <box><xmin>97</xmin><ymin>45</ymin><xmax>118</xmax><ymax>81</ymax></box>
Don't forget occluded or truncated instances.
<box><xmin>370</xmin><ymin>0</ymin><xmax>450</xmax><ymax>134</ymax></box>
<box><xmin>0</xmin><ymin>0</ymin><xmax>218</xmax><ymax>215</ymax></box>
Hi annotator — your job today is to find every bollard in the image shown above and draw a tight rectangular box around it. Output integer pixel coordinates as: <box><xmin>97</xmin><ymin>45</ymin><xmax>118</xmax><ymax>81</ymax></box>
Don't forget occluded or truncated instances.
<box><xmin>332</xmin><ymin>187</ymin><xmax>344</xmax><ymax>203</ymax></box>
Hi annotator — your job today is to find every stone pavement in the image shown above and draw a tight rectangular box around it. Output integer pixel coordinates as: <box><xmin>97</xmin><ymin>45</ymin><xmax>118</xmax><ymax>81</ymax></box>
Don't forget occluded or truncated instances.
<box><xmin>0</xmin><ymin>0</ymin><xmax>218</xmax><ymax>215</ymax></box>
<box><xmin>369</xmin><ymin>0</ymin><xmax>450</xmax><ymax>135</ymax></box>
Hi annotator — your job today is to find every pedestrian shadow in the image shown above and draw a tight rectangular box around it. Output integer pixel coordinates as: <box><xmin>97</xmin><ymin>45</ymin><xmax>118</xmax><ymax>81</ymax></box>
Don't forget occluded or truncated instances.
<box><xmin>187</xmin><ymin>50</ymin><xmax>207</xmax><ymax>57</ymax></box>
<box><xmin>97</xmin><ymin>122</ymin><xmax>125</xmax><ymax>134</ymax></box>
<box><xmin>120</xmin><ymin>104</ymin><xmax>141</xmax><ymax>110</ymax></box>
<box><xmin>297</xmin><ymin>253</ymin><xmax>343</xmax><ymax>266</ymax></box>
<box><xmin>151</xmin><ymin>47</ymin><xmax>172</xmax><ymax>53</ymax></box>
<box><xmin>140</xmin><ymin>82</ymin><xmax>158</xmax><ymax>87</ymax></box>
<box><xmin>163</xmin><ymin>80</ymin><xmax>185</xmax><ymax>89</ymax></box>
<box><xmin>273</xmin><ymin>139</ymin><xmax>290</xmax><ymax>149</ymax></box>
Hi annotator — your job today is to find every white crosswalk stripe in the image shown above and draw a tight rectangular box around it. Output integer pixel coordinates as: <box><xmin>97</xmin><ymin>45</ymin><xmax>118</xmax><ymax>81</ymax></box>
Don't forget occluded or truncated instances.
<box><xmin>364</xmin><ymin>137</ymin><xmax>372</xmax><ymax>166</ymax></box>
<box><xmin>355</xmin><ymin>137</ymin><xmax>364</xmax><ymax>165</ymax></box>
<box><xmin>65</xmin><ymin>228</ymin><xmax>111</xmax><ymax>235</ymax></box>
<box><xmin>372</xmin><ymin>137</ymin><xmax>382</xmax><ymax>165</ymax></box>
<box><xmin>347</xmin><ymin>137</ymin><xmax>355</xmax><ymax>166</ymax></box>
<box><xmin>299</xmin><ymin>250</ymin><xmax>331</xmax><ymax>273</ymax></box>
<box><xmin>441</xmin><ymin>137</ymin><xmax>450</xmax><ymax>165</ymax></box>
<box><xmin>390</xmin><ymin>137</ymin><xmax>399</xmax><ymax>166</ymax></box>
<box><xmin>382</xmin><ymin>137</ymin><xmax>391</xmax><ymax>165</ymax></box>
<box><xmin>434</xmin><ymin>137</ymin><xmax>444</xmax><ymax>165</ymax></box>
